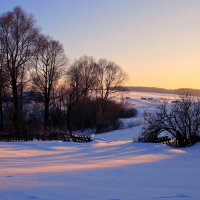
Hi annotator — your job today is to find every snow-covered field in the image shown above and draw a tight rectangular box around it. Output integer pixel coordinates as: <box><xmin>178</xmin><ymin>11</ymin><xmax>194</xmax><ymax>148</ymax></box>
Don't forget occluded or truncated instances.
<box><xmin>0</xmin><ymin>92</ymin><xmax>200</xmax><ymax>200</ymax></box>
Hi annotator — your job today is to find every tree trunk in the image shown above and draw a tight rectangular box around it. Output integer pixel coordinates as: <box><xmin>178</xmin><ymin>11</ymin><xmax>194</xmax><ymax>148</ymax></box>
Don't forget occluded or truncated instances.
<box><xmin>67</xmin><ymin>102</ymin><xmax>72</xmax><ymax>135</ymax></box>
<box><xmin>176</xmin><ymin>134</ymin><xmax>186</xmax><ymax>147</ymax></box>
<box><xmin>66</xmin><ymin>93</ymin><xmax>73</xmax><ymax>135</ymax></box>
<box><xmin>0</xmin><ymin>88</ymin><xmax>3</xmax><ymax>131</ymax></box>
<box><xmin>44</xmin><ymin>97</ymin><xmax>50</xmax><ymax>130</ymax></box>
<box><xmin>12</xmin><ymin>78</ymin><xmax>20</xmax><ymax>133</ymax></box>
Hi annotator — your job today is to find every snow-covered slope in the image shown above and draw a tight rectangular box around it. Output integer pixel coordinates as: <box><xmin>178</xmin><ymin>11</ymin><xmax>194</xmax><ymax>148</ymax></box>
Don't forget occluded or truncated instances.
<box><xmin>0</xmin><ymin>92</ymin><xmax>199</xmax><ymax>200</ymax></box>
<box><xmin>0</xmin><ymin>140</ymin><xmax>200</xmax><ymax>200</ymax></box>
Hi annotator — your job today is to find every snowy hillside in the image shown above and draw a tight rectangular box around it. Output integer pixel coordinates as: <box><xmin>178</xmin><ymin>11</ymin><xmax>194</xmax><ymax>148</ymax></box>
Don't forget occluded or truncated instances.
<box><xmin>0</xmin><ymin>92</ymin><xmax>200</xmax><ymax>200</ymax></box>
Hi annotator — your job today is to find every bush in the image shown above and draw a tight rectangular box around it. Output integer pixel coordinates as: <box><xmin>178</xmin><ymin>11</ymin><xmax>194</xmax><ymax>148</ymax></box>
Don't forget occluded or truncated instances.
<box><xmin>96</xmin><ymin>118</ymin><xmax>123</xmax><ymax>133</ymax></box>
<box><xmin>69</xmin><ymin>99</ymin><xmax>97</xmax><ymax>130</ymax></box>
<box><xmin>117</xmin><ymin>106</ymin><xmax>137</xmax><ymax>118</ymax></box>
<box><xmin>140</xmin><ymin>95</ymin><xmax>200</xmax><ymax>147</ymax></box>
<box><xmin>67</xmin><ymin>98</ymin><xmax>136</xmax><ymax>133</ymax></box>
<box><xmin>95</xmin><ymin>101</ymin><xmax>134</xmax><ymax>133</ymax></box>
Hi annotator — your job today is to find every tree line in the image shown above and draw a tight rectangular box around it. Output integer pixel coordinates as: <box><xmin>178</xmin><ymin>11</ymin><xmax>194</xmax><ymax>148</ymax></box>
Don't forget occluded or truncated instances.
<box><xmin>0</xmin><ymin>7</ymin><xmax>136</xmax><ymax>137</ymax></box>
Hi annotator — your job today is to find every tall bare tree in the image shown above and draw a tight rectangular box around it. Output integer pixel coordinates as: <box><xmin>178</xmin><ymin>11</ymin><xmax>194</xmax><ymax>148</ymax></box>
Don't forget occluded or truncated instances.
<box><xmin>66</xmin><ymin>56</ymin><xmax>99</xmax><ymax>132</ymax></box>
<box><xmin>65</xmin><ymin>57</ymin><xmax>127</xmax><ymax>132</ymax></box>
<box><xmin>0</xmin><ymin>6</ymin><xmax>39</xmax><ymax>133</ymax></box>
<box><xmin>67</xmin><ymin>56</ymin><xmax>98</xmax><ymax>101</ymax></box>
<box><xmin>31</xmin><ymin>35</ymin><xmax>67</xmax><ymax>130</ymax></box>
<box><xmin>0</xmin><ymin>48</ymin><xmax>6</xmax><ymax>131</ymax></box>
<box><xmin>97</xmin><ymin>58</ymin><xmax>127</xmax><ymax>114</ymax></box>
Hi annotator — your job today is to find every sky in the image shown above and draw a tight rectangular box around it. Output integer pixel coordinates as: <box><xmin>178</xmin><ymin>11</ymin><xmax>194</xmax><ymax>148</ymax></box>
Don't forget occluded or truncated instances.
<box><xmin>1</xmin><ymin>0</ymin><xmax>200</xmax><ymax>89</ymax></box>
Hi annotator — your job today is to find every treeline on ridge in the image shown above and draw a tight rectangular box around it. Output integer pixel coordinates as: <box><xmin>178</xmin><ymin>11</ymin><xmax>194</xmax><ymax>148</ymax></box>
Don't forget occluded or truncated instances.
<box><xmin>118</xmin><ymin>86</ymin><xmax>200</xmax><ymax>97</ymax></box>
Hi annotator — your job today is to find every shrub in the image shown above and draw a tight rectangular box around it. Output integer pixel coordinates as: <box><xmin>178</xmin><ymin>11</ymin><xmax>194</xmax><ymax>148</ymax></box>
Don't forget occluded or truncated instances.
<box><xmin>67</xmin><ymin>98</ymin><xmax>136</xmax><ymax>133</ymax></box>
<box><xmin>117</xmin><ymin>106</ymin><xmax>137</xmax><ymax>118</ymax></box>
<box><xmin>140</xmin><ymin>95</ymin><xmax>200</xmax><ymax>147</ymax></box>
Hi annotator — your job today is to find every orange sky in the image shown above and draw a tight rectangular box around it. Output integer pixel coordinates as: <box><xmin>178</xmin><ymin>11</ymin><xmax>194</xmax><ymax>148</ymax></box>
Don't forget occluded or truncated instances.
<box><xmin>2</xmin><ymin>0</ymin><xmax>200</xmax><ymax>89</ymax></box>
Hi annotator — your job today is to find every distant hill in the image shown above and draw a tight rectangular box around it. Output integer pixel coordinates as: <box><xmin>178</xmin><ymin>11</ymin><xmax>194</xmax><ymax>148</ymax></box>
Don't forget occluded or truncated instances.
<box><xmin>117</xmin><ymin>86</ymin><xmax>200</xmax><ymax>97</ymax></box>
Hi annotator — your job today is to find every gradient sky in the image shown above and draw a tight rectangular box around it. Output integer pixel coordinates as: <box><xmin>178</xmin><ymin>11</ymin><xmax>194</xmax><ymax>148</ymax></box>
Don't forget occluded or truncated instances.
<box><xmin>1</xmin><ymin>0</ymin><xmax>200</xmax><ymax>89</ymax></box>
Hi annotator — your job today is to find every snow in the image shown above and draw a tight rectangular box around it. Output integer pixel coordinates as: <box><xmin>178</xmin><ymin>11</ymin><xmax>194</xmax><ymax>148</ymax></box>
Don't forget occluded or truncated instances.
<box><xmin>0</xmin><ymin>91</ymin><xmax>200</xmax><ymax>200</ymax></box>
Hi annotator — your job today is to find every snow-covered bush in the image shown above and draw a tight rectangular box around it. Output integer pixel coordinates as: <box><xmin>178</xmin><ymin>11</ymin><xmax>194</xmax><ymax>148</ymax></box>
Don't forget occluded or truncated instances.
<box><xmin>140</xmin><ymin>95</ymin><xmax>200</xmax><ymax>147</ymax></box>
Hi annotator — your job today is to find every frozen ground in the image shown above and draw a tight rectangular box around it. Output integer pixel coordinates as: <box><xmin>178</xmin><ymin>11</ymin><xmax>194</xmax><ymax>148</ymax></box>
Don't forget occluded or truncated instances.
<box><xmin>0</xmin><ymin>92</ymin><xmax>200</xmax><ymax>200</ymax></box>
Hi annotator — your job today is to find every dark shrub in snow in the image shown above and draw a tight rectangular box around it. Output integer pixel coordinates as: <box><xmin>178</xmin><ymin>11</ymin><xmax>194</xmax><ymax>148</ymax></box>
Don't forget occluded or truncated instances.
<box><xmin>139</xmin><ymin>95</ymin><xmax>200</xmax><ymax>147</ymax></box>
<box><xmin>66</xmin><ymin>98</ymin><xmax>135</xmax><ymax>133</ymax></box>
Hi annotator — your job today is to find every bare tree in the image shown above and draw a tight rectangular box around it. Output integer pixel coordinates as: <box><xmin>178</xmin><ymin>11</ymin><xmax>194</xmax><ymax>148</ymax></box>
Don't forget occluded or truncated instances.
<box><xmin>97</xmin><ymin>58</ymin><xmax>127</xmax><ymax>115</ymax></box>
<box><xmin>65</xmin><ymin>57</ymin><xmax>128</xmax><ymax>132</ymax></box>
<box><xmin>66</xmin><ymin>56</ymin><xmax>98</xmax><ymax>132</ymax></box>
<box><xmin>31</xmin><ymin>35</ymin><xmax>67</xmax><ymax>130</ymax></box>
<box><xmin>0</xmin><ymin>6</ymin><xmax>39</xmax><ymax>133</ymax></box>
<box><xmin>141</xmin><ymin>94</ymin><xmax>200</xmax><ymax>147</ymax></box>
<box><xmin>0</xmin><ymin>48</ymin><xmax>6</xmax><ymax>131</ymax></box>
<box><xmin>67</xmin><ymin>56</ymin><xmax>98</xmax><ymax>100</ymax></box>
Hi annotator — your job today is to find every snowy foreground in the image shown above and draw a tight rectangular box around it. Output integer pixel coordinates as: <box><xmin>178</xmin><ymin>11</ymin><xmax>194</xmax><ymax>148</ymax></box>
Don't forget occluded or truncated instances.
<box><xmin>0</xmin><ymin>92</ymin><xmax>200</xmax><ymax>200</ymax></box>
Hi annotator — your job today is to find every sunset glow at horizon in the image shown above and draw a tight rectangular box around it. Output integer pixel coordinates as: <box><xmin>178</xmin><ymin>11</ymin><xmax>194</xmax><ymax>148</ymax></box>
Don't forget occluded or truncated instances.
<box><xmin>1</xmin><ymin>0</ymin><xmax>200</xmax><ymax>89</ymax></box>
